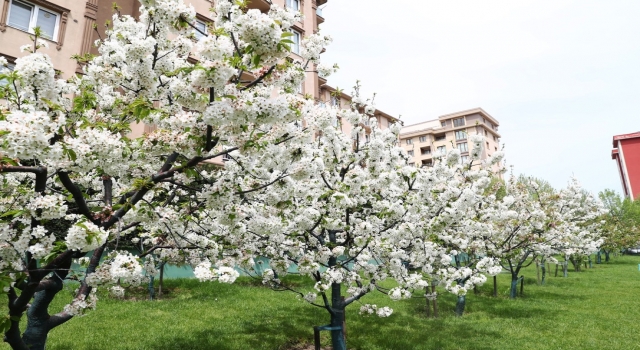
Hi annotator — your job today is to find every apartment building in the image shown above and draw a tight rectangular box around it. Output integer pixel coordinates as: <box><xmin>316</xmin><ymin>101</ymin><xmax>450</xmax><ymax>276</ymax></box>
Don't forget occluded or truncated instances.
<box><xmin>318</xmin><ymin>84</ymin><xmax>400</xmax><ymax>135</ymax></box>
<box><xmin>0</xmin><ymin>0</ymin><xmax>326</xmax><ymax>83</ymax></box>
<box><xmin>400</xmin><ymin>108</ymin><xmax>501</xmax><ymax>169</ymax></box>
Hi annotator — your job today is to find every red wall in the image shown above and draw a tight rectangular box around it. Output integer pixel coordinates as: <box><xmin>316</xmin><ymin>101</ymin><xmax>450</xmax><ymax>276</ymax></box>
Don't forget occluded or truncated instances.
<box><xmin>621</xmin><ymin>138</ymin><xmax>640</xmax><ymax>199</ymax></box>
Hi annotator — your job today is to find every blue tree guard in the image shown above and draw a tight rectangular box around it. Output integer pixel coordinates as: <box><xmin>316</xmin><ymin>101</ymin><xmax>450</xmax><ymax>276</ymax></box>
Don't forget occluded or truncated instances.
<box><xmin>314</xmin><ymin>325</ymin><xmax>344</xmax><ymax>350</ymax></box>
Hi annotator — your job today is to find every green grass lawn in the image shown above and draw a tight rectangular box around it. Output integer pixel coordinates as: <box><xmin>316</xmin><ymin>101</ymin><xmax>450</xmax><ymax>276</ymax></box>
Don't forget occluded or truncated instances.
<box><xmin>3</xmin><ymin>255</ymin><xmax>640</xmax><ymax>350</ymax></box>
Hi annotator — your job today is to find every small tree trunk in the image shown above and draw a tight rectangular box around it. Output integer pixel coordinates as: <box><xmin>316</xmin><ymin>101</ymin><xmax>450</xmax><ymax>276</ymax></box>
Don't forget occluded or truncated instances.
<box><xmin>605</xmin><ymin>250</ymin><xmax>610</xmax><ymax>262</ymax></box>
<box><xmin>536</xmin><ymin>261</ymin><xmax>540</xmax><ymax>285</ymax></box>
<box><xmin>158</xmin><ymin>261</ymin><xmax>166</xmax><ymax>297</ymax></box>
<box><xmin>431</xmin><ymin>285</ymin><xmax>439</xmax><ymax>318</ymax></box>
<box><xmin>509</xmin><ymin>275</ymin><xmax>518</xmax><ymax>299</ymax></box>
<box><xmin>148</xmin><ymin>275</ymin><xmax>155</xmax><ymax>300</ymax></box>
<box><xmin>328</xmin><ymin>231</ymin><xmax>346</xmax><ymax>350</ymax></box>
<box><xmin>596</xmin><ymin>251</ymin><xmax>602</xmax><ymax>264</ymax></box>
<box><xmin>425</xmin><ymin>287</ymin><xmax>431</xmax><ymax>317</ymax></box>
<box><xmin>455</xmin><ymin>295</ymin><xmax>466</xmax><ymax>317</ymax></box>
<box><xmin>493</xmin><ymin>276</ymin><xmax>497</xmax><ymax>297</ymax></box>
<box><xmin>540</xmin><ymin>257</ymin><xmax>546</xmax><ymax>285</ymax></box>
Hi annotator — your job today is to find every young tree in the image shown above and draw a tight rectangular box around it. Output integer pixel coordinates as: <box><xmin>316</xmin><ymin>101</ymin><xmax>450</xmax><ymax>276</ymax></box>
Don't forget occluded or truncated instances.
<box><xmin>190</xmin><ymin>87</ymin><xmax>422</xmax><ymax>350</ymax></box>
<box><xmin>406</xmin><ymin>139</ymin><xmax>504</xmax><ymax>316</ymax></box>
<box><xmin>598</xmin><ymin>189</ymin><xmax>640</xmax><ymax>261</ymax></box>
<box><xmin>0</xmin><ymin>0</ymin><xmax>333</xmax><ymax>348</ymax></box>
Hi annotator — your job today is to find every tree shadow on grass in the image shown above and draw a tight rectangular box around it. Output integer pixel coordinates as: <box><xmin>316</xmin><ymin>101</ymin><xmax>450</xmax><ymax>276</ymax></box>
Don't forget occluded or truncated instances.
<box><xmin>148</xmin><ymin>302</ymin><xmax>325</xmax><ymax>350</ymax></box>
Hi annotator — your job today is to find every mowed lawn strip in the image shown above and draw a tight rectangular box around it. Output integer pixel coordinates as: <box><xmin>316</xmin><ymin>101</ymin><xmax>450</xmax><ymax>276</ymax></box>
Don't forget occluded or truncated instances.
<box><xmin>3</xmin><ymin>255</ymin><xmax>639</xmax><ymax>350</ymax></box>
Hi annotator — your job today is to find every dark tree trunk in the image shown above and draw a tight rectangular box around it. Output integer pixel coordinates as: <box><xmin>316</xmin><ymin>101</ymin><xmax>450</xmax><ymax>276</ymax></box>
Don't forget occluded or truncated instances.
<box><xmin>540</xmin><ymin>257</ymin><xmax>546</xmax><ymax>285</ymax></box>
<box><xmin>327</xmin><ymin>231</ymin><xmax>346</xmax><ymax>350</ymax></box>
<box><xmin>493</xmin><ymin>275</ymin><xmax>497</xmax><ymax>297</ymax></box>
<box><xmin>509</xmin><ymin>274</ymin><xmax>520</xmax><ymax>299</ymax></box>
<box><xmin>425</xmin><ymin>287</ymin><xmax>431</xmax><ymax>318</ymax></box>
<box><xmin>148</xmin><ymin>275</ymin><xmax>155</xmax><ymax>300</ymax></box>
<box><xmin>330</xmin><ymin>282</ymin><xmax>346</xmax><ymax>350</ymax></box>
<box><xmin>158</xmin><ymin>262</ymin><xmax>166</xmax><ymax>297</ymax></box>
<box><xmin>21</xmin><ymin>262</ymin><xmax>73</xmax><ymax>350</ymax></box>
<box><xmin>596</xmin><ymin>250</ymin><xmax>602</xmax><ymax>264</ymax></box>
<box><xmin>604</xmin><ymin>250</ymin><xmax>610</xmax><ymax>262</ymax></box>
<box><xmin>431</xmin><ymin>285</ymin><xmax>439</xmax><ymax>318</ymax></box>
<box><xmin>455</xmin><ymin>295</ymin><xmax>466</xmax><ymax>317</ymax></box>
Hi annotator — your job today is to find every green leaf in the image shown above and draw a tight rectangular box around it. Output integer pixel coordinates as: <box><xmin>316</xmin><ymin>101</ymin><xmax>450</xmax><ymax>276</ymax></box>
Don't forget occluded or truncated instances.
<box><xmin>252</xmin><ymin>54</ymin><xmax>262</xmax><ymax>68</ymax></box>
<box><xmin>0</xmin><ymin>210</ymin><xmax>26</xmax><ymax>219</ymax></box>
<box><xmin>1</xmin><ymin>156</ymin><xmax>18</xmax><ymax>166</ymax></box>
<box><xmin>0</xmin><ymin>317</ymin><xmax>11</xmax><ymax>334</ymax></box>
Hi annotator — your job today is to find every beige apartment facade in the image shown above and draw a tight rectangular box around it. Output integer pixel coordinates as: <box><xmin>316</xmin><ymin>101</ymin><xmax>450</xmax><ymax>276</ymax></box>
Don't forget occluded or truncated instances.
<box><xmin>0</xmin><ymin>0</ymin><xmax>327</xmax><ymax>83</ymax></box>
<box><xmin>400</xmin><ymin>108</ymin><xmax>501</xmax><ymax>168</ymax></box>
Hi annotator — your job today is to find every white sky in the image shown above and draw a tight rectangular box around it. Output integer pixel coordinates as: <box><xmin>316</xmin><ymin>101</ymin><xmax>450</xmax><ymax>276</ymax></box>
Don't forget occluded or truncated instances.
<box><xmin>319</xmin><ymin>0</ymin><xmax>640</xmax><ymax>196</ymax></box>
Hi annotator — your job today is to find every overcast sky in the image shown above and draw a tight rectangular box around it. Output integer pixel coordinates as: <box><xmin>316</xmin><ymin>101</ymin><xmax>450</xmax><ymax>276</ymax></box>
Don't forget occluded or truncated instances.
<box><xmin>318</xmin><ymin>0</ymin><xmax>640</xmax><ymax>196</ymax></box>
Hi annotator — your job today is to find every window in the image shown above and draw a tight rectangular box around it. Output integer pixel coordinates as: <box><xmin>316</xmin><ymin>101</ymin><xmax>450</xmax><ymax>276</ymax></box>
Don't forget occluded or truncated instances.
<box><xmin>286</xmin><ymin>0</ymin><xmax>300</xmax><ymax>11</ymax></box>
<box><xmin>365</xmin><ymin>134</ymin><xmax>370</xmax><ymax>143</ymax></box>
<box><xmin>421</xmin><ymin>159</ymin><xmax>433</xmax><ymax>167</ymax></box>
<box><xmin>434</xmin><ymin>134</ymin><xmax>445</xmax><ymax>141</ymax></box>
<box><xmin>419</xmin><ymin>136</ymin><xmax>427</xmax><ymax>143</ymax></box>
<box><xmin>440</xmin><ymin>121</ymin><xmax>446</xmax><ymax>127</ymax></box>
<box><xmin>493</xmin><ymin>135</ymin><xmax>497</xmax><ymax>142</ymax></box>
<box><xmin>495</xmin><ymin>147</ymin><xmax>498</xmax><ymax>151</ymax></box>
<box><xmin>482</xmin><ymin>118</ymin><xmax>486</xmax><ymax>124</ymax></box>
<box><xmin>405</xmin><ymin>138</ymin><xmax>413</xmax><ymax>145</ymax></box>
<box><xmin>455</xmin><ymin>130</ymin><xmax>466</xmax><ymax>140</ymax></box>
<box><xmin>290</xmin><ymin>29</ymin><xmax>301</xmax><ymax>54</ymax></box>
<box><xmin>437</xmin><ymin>145</ymin><xmax>446</xmax><ymax>153</ymax></box>
<box><xmin>407</xmin><ymin>162</ymin><xmax>414</xmax><ymax>167</ymax></box>
<box><xmin>457</xmin><ymin>142</ymin><xmax>468</xmax><ymax>152</ymax></box>
<box><xmin>194</xmin><ymin>19</ymin><xmax>207</xmax><ymax>40</ymax></box>
<box><xmin>453</xmin><ymin>117</ymin><xmax>465</xmax><ymax>127</ymax></box>
<box><xmin>0</xmin><ymin>61</ymin><xmax>15</xmax><ymax>86</ymax></box>
<box><xmin>486</xmin><ymin>142</ymin><xmax>489</xmax><ymax>147</ymax></box>
<box><xmin>460</xmin><ymin>155</ymin><xmax>469</xmax><ymax>163</ymax></box>
<box><xmin>420</xmin><ymin>147</ymin><xmax>431</xmax><ymax>155</ymax></box>
<box><xmin>8</xmin><ymin>0</ymin><xmax>59</xmax><ymax>40</ymax></box>
<box><xmin>407</xmin><ymin>150</ymin><xmax>414</xmax><ymax>156</ymax></box>
<box><xmin>330</xmin><ymin>95</ymin><xmax>338</xmax><ymax>107</ymax></box>
<box><xmin>296</xmin><ymin>80</ymin><xmax>304</xmax><ymax>94</ymax></box>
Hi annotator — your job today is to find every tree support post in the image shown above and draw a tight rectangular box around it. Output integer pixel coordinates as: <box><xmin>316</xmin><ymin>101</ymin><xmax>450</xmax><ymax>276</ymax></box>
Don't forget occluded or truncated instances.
<box><xmin>493</xmin><ymin>276</ymin><xmax>497</xmax><ymax>297</ymax></box>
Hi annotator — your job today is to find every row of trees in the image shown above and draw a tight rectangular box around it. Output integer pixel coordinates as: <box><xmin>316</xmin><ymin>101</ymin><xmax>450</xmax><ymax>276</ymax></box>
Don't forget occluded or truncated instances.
<box><xmin>0</xmin><ymin>1</ymin><xmax>605</xmax><ymax>349</ymax></box>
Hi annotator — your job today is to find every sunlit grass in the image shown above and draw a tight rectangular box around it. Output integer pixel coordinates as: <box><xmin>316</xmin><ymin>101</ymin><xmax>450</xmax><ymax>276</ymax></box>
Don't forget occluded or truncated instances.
<box><xmin>3</xmin><ymin>255</ymin><xmax>640</xmax><ymax>349</ymax></box>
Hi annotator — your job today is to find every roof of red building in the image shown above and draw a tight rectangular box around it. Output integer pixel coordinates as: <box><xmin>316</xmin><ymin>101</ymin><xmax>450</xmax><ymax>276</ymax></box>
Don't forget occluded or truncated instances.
<box><xmin>613</xmin><ymin>132</ymin><xmax>640</xmax><ymax>147</ymax></box>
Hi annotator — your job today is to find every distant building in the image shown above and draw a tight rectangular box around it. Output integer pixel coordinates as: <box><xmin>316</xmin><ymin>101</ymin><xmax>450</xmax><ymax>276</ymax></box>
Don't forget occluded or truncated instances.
<box><xmin>399</xmin><ymin>108</ymin><xmax>501</xmax><ymax>170</ymax></box>
<box><xmin>611</xmin><ymin>132</ymin><xmax>640</xmax><ymax>199</ymax></box>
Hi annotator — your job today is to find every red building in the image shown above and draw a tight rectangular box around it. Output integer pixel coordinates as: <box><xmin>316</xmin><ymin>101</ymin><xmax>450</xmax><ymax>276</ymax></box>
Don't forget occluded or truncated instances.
<box><xmin>612</xmin><ymin>132</ymin><xmax>640</xmax><ymax>199</ymax></box>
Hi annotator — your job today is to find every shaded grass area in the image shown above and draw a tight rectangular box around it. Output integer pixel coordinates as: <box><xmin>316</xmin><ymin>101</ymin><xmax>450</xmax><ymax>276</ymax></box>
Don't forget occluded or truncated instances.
<box><xmin>2</xmin><ymin>255</ymin><xmax>640</xmax><ymax>349</ymax></box>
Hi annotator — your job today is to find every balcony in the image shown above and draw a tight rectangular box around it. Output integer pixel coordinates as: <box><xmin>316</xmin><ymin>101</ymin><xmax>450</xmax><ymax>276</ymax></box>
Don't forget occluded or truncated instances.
<box><xmin>420</xmin><ymin>147</ymin><xmax>431</xmax><ymax>156</ymax></box>
<box><xmin>247</xmin><ymin>0</ymin><xmax>271</xmax><ymax>13</ymax></box>
<box><xmin>434</xmin><ymin>133</ymin><xmax>446</xmax><ymax>142</ymax></box>
<box><xmin>316</xmin><ymin>7</ymin><xmax>325</xmax><ymax>24</ymax></box>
